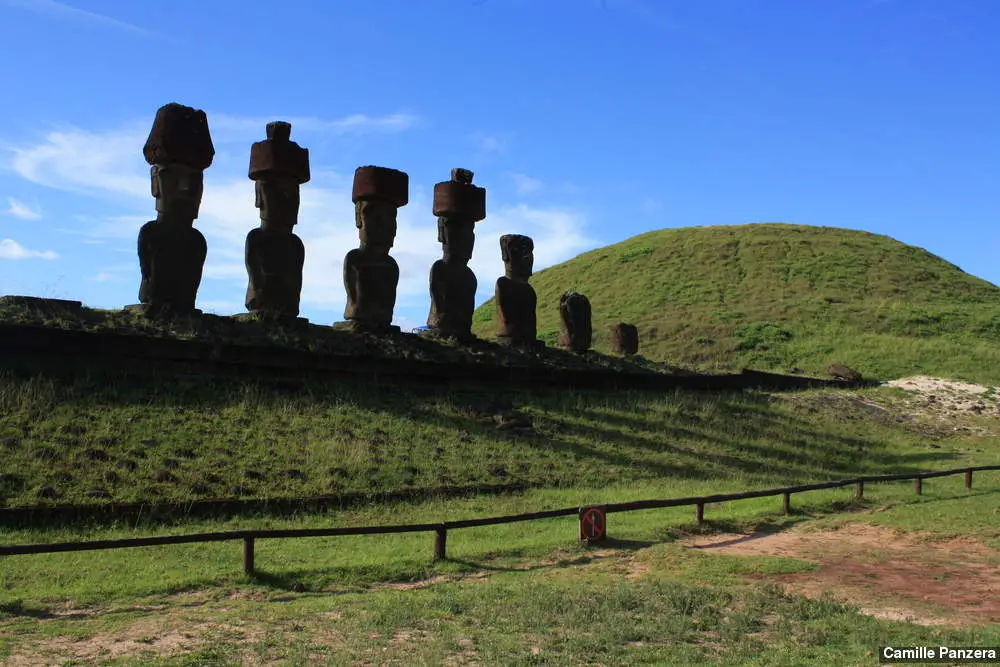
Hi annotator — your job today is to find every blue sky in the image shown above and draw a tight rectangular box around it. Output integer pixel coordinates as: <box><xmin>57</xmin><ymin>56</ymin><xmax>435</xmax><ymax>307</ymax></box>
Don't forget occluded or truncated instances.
<box><xmin>0</xmin><ymin>0</ymin><xmax>997</xmax><ymax>330</ymax></box>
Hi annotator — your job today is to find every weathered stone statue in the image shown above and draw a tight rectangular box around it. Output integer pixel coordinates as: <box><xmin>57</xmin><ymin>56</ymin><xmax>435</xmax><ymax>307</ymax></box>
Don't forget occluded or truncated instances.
<box><xmin>611</xmin><ymin>322</ymin><xmax>639</xmax><ymax>356</ymax></box>
<box><xmin>133</xmin><ymin>103</ymin><xmax>214</xmax><ymax>316</ymax></box>
<box><xmin>341</xmin><ymin>165</ymin><xmax>408</xmax><ymax>333</ymax></box>
<box><xmin>243</xmin><ymin>121</ymin><xmax>309</xmax><ymax>320</ymax></box>
<box><xmin>495</xmin><ymin>234</ymin><xmax>542</xmax><ymax>349</ymax></box>
<box><xmin>557</xmin><ymin>291</ymin><xmax>592</xmax><ymax>352</ymax></box>
<box><xmin>426</xmin><ymin>168</ymin><xmax>485</xmax><ymax>341</ymax></box>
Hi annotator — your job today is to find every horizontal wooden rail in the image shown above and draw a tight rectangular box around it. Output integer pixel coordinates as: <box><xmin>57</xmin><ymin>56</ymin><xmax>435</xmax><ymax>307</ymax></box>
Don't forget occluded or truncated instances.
<box><xmin>1</xmin><ymin>465</ymin><xmax>996</xmax><ymax>570</ymax></box>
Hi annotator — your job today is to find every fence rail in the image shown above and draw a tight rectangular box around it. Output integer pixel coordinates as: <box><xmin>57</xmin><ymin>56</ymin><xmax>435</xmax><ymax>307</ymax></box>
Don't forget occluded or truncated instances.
<box><xmin>1</xmin><ymin>465</ymin><xmax>997</xmax><ymax>575</ymax></box>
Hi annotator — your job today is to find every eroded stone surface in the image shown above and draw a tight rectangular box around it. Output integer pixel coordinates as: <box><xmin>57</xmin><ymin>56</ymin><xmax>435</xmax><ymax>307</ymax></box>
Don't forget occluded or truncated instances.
<box><xmin>342</xmin><ymin>166</ymin><xmax>408</xmax><ymax>333</ymax></box>
<box><xmin>427</xmin><ymin>168</ymin><xmax>485</xmax><ymax>341</ymax></box>
<box><xmin>135</xmin><ymin>103</ymin><xmax>214</xmax><ymax>317</ymax></box>
<box><xmin>244</xmin><ymin>121</ymin><xmax>309</xmax><ymax>319</ymax></box>
<box><xmin>557</xmin><ymin>291</ymin><xmax>592</xmax><ymax>352</ymax></box>
<box><xmin>612</xmin><ymin>322</ymin><xmax>639</xmax><ymax>356</ymax></box>
<box><xmin>495</xmin><ymin>234</ymin><xmax>541</xmax><ymax>349</ymax></box>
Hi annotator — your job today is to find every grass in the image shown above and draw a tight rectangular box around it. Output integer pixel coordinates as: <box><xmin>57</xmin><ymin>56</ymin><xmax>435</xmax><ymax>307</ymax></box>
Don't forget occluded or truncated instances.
<box><xmin>2</xmin><ymin>476</ymin><xmax>999</xmax><ymax>665</ymax></box>
<box><xmin>472</xmin><ymin>223</ymin><xmax>1000</xmax><ymax>384</ymax></box>
<box><xmin>0</xmin><ymin>368</ymin><xmax>989</xmax><ymax>510</ymax></box>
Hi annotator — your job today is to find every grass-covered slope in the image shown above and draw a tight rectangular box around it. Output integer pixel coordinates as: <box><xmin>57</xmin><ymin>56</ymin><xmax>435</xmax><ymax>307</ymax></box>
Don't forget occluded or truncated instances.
<box><xmin>473</xmin><ymin>223</ymin><xmax>1000</xmax><ymax>384</ymax></box>
<box><xmin>0</xmin><ymin>368</ymin><xmax>992</xmax><ymax>510</ymax></box>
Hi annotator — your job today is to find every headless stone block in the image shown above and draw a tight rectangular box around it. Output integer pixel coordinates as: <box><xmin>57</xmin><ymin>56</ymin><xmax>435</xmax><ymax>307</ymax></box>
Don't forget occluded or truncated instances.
<box><xmin>611</xmin><ymin>322</ymin><xmax>639</xmax><ymax>356</ymax></box>
<box><xmin>557</xmin><ymin>291</ymin><xmax>592</xmax><ymax>352</ymax></box>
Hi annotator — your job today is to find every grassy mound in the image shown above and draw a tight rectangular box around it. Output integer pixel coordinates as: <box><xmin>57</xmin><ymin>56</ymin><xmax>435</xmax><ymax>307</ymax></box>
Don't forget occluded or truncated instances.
<box><xmin>472</xmin><ymin>223</ymin><xmax>1000</xmax><ymax>384</ymax></box>
<box><xmin>0</xmin><ymin>368</ymin><xmax>986</xmax><ymax>511</ymax></box>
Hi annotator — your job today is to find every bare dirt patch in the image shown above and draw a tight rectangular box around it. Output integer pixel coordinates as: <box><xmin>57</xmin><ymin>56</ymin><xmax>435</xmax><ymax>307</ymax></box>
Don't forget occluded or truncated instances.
<box><xmin>1</xmin><ymin>618</ymin><xmax>256</xmax><ymax>665</ymax></box>
<box><xmin>680</xmin><ymin>523</ymin><xmax>1000</xmax><ymax>626</ymax></box>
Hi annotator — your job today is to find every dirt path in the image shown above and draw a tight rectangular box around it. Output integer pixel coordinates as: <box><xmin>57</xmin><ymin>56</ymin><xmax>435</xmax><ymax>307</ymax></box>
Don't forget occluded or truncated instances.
<box><xmin>680</xmin><ymin>522</ymin><xmax>1000</xmax><ymax>626</ymax></box>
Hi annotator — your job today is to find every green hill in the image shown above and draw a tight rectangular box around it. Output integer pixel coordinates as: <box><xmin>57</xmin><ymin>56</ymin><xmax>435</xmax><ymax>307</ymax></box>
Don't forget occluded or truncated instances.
<box><xmin>472</xmin><ymin>223</ymin><xmax>1000</xmax><ymax>384</ymax></box>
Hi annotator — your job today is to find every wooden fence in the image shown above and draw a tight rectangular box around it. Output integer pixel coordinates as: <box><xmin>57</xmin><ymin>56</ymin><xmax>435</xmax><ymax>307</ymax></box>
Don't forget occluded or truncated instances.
<box><xmin>1</xmin><ymin>465</ymin><xmax>996</xmax><ymax>576</ymax></box>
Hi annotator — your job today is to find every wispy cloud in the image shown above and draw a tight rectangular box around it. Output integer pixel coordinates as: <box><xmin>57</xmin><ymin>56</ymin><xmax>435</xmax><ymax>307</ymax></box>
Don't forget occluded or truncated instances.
<box><xmin>0</xmin><ymin>238</ymin><xmax>58</xmax><ymax>260</ymax></box>
<box><xmin>211</xmin><ymin>112</ymin><xmax>419</xmax><ymax>137</ymax></box>
<box><xmin>3</xmin><ymin>197</ymin><xmax>42</xmax><ymax>220</ymax></box>
<box><xmin>641</xmin><ymin>197</ymin><xmax>662</xmax><ymax>213</ymax></box>
<box><xmin>509</xmin><ymin>173</ymin><xmax>543</xmax><ymax>196</ymax></box>
<box><xmin>1</xmin><ymin>0</ymin><xmax>155</xmax><ymax>37</ymax></box>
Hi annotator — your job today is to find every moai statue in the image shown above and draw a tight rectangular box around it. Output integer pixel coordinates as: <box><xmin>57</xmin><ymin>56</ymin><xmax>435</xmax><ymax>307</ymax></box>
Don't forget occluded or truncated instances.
<box><xmin>341</xmin><ymin>166</ymin><xmax>408</xmax><ymax>333</ymax></box>
<box><xmin>133</xmin><ymin>103</ymin><xmax>214</xmax><ymax>317</ymax></box>
<box><xmin>495</xmin><ymin>234</ymin><xmax>542</xmax><ymax>349</ymax></box>
<box><xmin>611</xmin><ymin>322</ymin><xmax>639</xmax><ymax>356</ymax></box>
<box><xmin>243</xmin><ymin>121</ymin><xmax>309</xmax><ymax>321</ymax></box>
<box><xmin>426</xmin><ymin>168</ymin><xmax>485</xmax><ymax>341</ymax></box>
<box><xmin>557</xmin><ymin>291</ymin><xmax>592</xmax><ymax>352</ymax></box>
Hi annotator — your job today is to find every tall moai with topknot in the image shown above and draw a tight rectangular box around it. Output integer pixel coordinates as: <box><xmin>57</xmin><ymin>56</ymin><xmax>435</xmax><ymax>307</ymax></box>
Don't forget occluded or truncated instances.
<box><xmin>495</xmin><ymin>234</ymin><xmax>542</xmax><ymax>349</ymax></box>
<box><xmin>426</xmin><ymin>168</ymin><xmax>485</xmax><ymax>341</ymax></box>
<box><xmin>133</xmin><ymin>103</ymin><xmax>214</xmax><ymax>317</ymax></box>
<box><xmin>243</xmin><ymin>121</ymin><xmax>309</xmax><ymax>320</ymax></box>
<box><xmin>340</xmin><ymin>166</ymin><xmax>409</xmax><ymax>333</ymax></box>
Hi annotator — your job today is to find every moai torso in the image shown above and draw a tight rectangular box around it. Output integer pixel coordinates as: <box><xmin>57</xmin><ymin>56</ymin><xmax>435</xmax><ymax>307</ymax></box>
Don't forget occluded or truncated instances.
<box><xmin>343</xmin><ymin>247</ymin><xmax>400</xmax><ymax>326</ymax></box>
<box><xmin>245</xmin><ymin>228</ymin><xmax>305</xmax><ymax>316</ymax></box>
<box><xmin>138</xmin><ymin>221</ymin><xmax>207</xmax><ymax>313</ymax></box>
<box><xmin>495</xmin><ymin>276</ymin><xmax>537</xmax><ymax>344</ymax></box>
<box><xmin>428</xmin><ymin>259</ymin><xmax>478</xmax><ymax>337</ymax></box>
<box><xmin>558</xmin><ymin>292</ymin><xmax>592</xmax><ymax>352</ymax></box>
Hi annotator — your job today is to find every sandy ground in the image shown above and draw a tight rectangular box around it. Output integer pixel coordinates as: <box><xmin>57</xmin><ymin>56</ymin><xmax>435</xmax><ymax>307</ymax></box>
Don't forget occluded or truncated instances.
<box><xmin>680</xmin><ymin>522</ymin><xmax>1000</xmax><ymax>626</ymax></box>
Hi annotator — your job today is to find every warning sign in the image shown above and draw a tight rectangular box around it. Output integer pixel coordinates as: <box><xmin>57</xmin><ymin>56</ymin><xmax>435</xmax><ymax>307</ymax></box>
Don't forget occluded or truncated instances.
<box><xmin>579</xmin><ymin>506</ymin><xmax>607</xmax><ymax>543</ymax></box>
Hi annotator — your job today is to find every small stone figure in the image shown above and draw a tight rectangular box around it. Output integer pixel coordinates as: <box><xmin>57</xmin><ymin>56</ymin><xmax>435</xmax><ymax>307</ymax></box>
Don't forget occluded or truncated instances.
<box><xmin>557</xmin><ymin>291</ymin><xmax>592</xmax><ymax>352</ymax></box>
<box><xmin>495</xmin><ymin>234</ymin><xmax>542</xmax><ymax>349</ymax></box>
<box><xmin>427</xmin><ymin>168</ymin><xmax>485</xmax><ymax>341</ymax></box>
<box><xmin>244</xmin><ymin>121</ymin><xmax>309</xmax><ymax>320</ymax></box>
<box><xmin>611</xmin><ymin>322</ymin><xmax>639</xmax><ymax>356</ymax></box>
<box><xmin>134</xmin><ymin>103</ymin><xmax>214</xmax><ymax>316</ymax></box>
<box><xmin>341</xmin><ymin>165</ymin><xmax>408</xmax><ymax>333</ymax></box>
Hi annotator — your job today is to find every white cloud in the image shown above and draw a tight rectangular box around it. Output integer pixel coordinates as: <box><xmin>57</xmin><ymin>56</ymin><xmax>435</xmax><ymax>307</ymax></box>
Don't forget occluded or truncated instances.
<box><xmin>9</xmin><ymin>126</ymin><xmax>149</xmax><ymax>198</ymax></box>
<box><xmin>3</xmin><ymin>115</ymin><xmax>598</xmax><ymax>322</ymax></box>
<box><xmin>211</xmin><ymin>113</ymin><xmax>418</xmax><ymax>138</ymax></box>
<box><xmin>641</xmin><ymin>197</ymin><xmax>663</xmax><ymax>213</ymax></box>
<box><xmin>473</xmin><ymin>134</ymin><xmax>505</xmax><ymax>154</ymax></box>
<box><xmin>0</xmin><ymin>238</ymin><xmax>58</xmax><ymax>260</ymax></box>
<box><xmin>509</xmin><ymin>173</ymin><xmax>543</xmax><ymax>196</ymax></box>
<box><xmin>0</xmin><ymin>0</ymin><xmax>155</xmax><ymax>36</ymax></box>
<box><xmin>3</xmin><ymin>197</ymin><xmax>41</xmax><ymax>220</ymax></box>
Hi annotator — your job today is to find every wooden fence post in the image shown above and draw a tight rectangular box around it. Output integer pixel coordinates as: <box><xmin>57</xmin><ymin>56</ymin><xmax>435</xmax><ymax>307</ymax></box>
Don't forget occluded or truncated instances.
<box><xmin>782</xmin><ymin>492</ymin><xmax>791</xmax><ymax>515</ymax></box>
<box><xmin>914</xmin><ymin>477</ymin><xmax>922</xmax><ymax>495</ymax></box>
<box><xmin>966</xmin><ymin>470</ymin><xmax>973</xmax><ymax>489</ymax></box>
<box><xmin>695</xmin><ymin>503</ymin><xmax>704</xmax><ymax>524</ymax></box>
<box><xmin>434</xmin><ymin>527</ymin><xmax>447</xmax><ymax>560</ymax></box>
<box><xmin>855</xmin><ymin>480</ymin><xmax>864</xmax><ymax>500</ymax></box>
<box><xmin>243</xmin><ymin>537</ymin><xmax>255</xmax><ymax>575</ymax></box>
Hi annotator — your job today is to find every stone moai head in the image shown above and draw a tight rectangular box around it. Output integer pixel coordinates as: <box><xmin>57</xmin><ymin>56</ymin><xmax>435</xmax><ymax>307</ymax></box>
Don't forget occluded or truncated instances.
<box><xmin>433</xmin><ymin>168</ymin><xmax>486</xmax><ymax>264</ymax></box>
<box><xmin>144</xmin><ymin>103</ymin><xmax>215</xmax><ymax>224</ymax></box>
<box><xmin>249</xmin><ymin>121</ymin><xmax>310</xmax><ymax>232</ymax></box>
<box><xmin>500</xmin><ymin>234</ymin><xmax>534</xmax><ymax>279</ymax></box>
<box><xmin>352</xmin><ymin>165</ymin><xmax>408</xmax><ymax>253</ymax></box>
